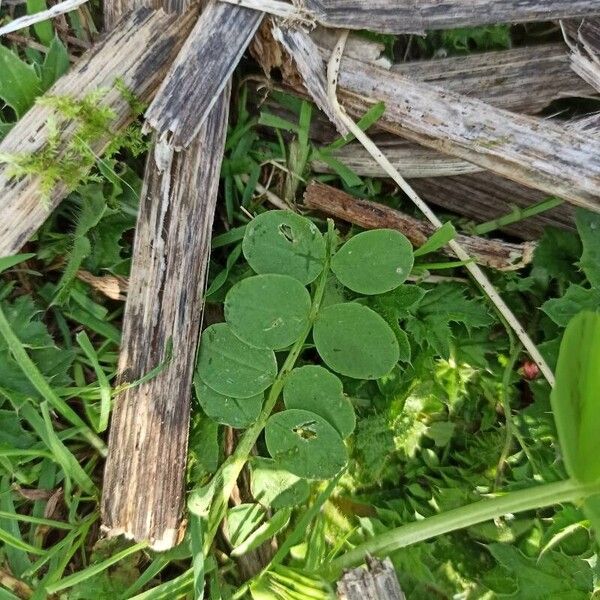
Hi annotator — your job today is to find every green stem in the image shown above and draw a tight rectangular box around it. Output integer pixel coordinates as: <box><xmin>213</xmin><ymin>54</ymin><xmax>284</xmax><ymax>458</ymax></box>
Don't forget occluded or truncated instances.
<box><xmin>322</xmin><ymin>478</ymin><xmax>599</xmax><ymax>579</ymax></box>
<box><xmin>202</xmin><ymin>220</ymin><xmax>335</xmax><ymax>554</ymax></box>
<box><xmin>0</xmin><ymin>304</ymin><xmax>106</xmax><ymax>456</ymax></box>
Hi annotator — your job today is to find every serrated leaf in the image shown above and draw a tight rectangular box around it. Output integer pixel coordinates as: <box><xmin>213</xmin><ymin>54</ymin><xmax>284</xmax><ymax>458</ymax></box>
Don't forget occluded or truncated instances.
<box><xmin>551</xmin><ymin>311</ymin><xmax>600</xmax><ymax>484</ymax></box>
<box><xmin>332</xmin><ymin>229</ymin><xmax>413</xmax><ymax>295</ymax></box>
<box><xmin>0</xmin><ymin>45</ymin><xmax>41</xmax><ymax>118</ymax></box>
<box><xmin>314</xmin><ymin>303</ymin><xmax>399</xmax><ymax>380</ymax></box>
<box><xmin>224</xmin><ymin>274</ymin><xmax>311</xmax><ymax>349</ymax></box>
<box><xmin>542</xmin><ymin>284</ymin><xmax>600</xmax><ymax>327</ymax></box>
<box><xmin>265</xmin><ymin>409</ymin><xmax>347</xmax><ymax>479</ymax></box>
<box><xmin>575</xmin><ymin>208</ymin><xmax>600</xmax><ymax>288</ymax></box>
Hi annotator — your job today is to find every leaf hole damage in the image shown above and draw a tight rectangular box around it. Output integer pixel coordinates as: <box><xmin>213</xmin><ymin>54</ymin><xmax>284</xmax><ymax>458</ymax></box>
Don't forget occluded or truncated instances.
<box><xmin>293</xmin><ymin>421</ymin><xmax>317</xmax><ymax>441</ymax></box>
<box><xmin>278</xmin><ymin>223</ymin><xmax>296</xmax><ymax>244</ymax></box>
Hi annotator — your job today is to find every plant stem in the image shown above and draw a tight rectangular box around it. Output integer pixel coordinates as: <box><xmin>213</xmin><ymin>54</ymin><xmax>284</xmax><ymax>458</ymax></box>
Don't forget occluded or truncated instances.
<box><xmin>322</xmin><ymin>478</ymin><xmax>599</xmax><ymax>579</ymax></box>
<box><xmin>202</xmin><ymin>220</ymin><xmax>335</xmax><ymax>554</ymax></box>
<box><xmin>0</xmin><ymin>303</ymin><xmax>106</xmax><ymax>456</ymax></box>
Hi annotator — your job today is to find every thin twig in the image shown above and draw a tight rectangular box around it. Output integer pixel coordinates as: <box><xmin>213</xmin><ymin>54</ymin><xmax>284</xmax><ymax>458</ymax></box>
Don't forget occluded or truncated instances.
<box><xmin>325</xmin><ymin>30</ymin><xmax>555</xmax><ymax>387</ymax></box>
<box><xmin>4</xmin><ymin>32</ymin><xmax>78</xmax><ymax>62</ymax></box>
<box><xmin>0</xmin><ymin>0</ymin><xmax>88</xmax><ymax>37</ymax></box>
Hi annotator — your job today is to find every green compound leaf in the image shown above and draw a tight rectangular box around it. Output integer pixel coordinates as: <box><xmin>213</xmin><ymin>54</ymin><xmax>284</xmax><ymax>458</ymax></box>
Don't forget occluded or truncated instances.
<box><xmin>250</xmin><ymin>457</ymin><xmax>310</xmax><ymax>509</ymax></box>
<box><xmin>242</xmin><ymin>210</ymin><xmax>326</xmax><ymax>284</ymax></box>
<box><xmin>313</xmin><ymin>303</ymin><xmax>399</xmax><ymax>380</ymax></box>
<box><xmin>224</xmin><ymin>274</ymin><xmax>311</xmax><ymax>350</ymax></box>
<box><xmin>196</xmin><ymin>323</ymin><xmax>277</xmax><ymax>398</ymax></box>
<box><xmin>331</xmin><ymin>229</ymin><xmax>413</xmax><ymax>295</ymax></box>
<box><xmin>551</xmin><ymin>311</ymin><xmax>600</xmax><ymax>484</ymax></box>
<box><xmin>194</xmin><ymin>376</ymin><xmax>263</xmax><ymax>429</ymax></box>
<box><xmin>265</xmin><ymin>409</ymin><xmax>348</xmax><ymax>480</ymax></box>
<box><xmin>283</xmin><ymin>365</ymin><xmax>355</xmax><ymax>438</ymax></box>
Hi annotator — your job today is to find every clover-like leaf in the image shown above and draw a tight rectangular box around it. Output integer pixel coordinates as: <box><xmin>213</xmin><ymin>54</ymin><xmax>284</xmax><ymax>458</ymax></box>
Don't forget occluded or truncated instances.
<box><xmin>196</xmin><ymin>323</ymin><xmax>277</xmax><ymax>398</ymax></box>
<box><xmin>224</xmin><ymin>274</ymin><xmax>311</xmax><ymax>349</ymax></box>
<box><xmin>250</xmin><ymin>457</ymin><xmax>310</xmax><ymax>509</ymax></box>
<box><xmin>283</xmin><ymin>365</ymin><xmax>355</xmax><ymax>438</ymax></box>
<box><xmin>194</xmin><ymin>376</ymin><xmax>263</xmax><ymax>429</ymax></box>
<box><xmin>331</xmin><ymin>229</ymin><xmax>413</xmax><ymax>295</ymax></box>
<box><xmin>313</xmin><ymin>303</ymin><xmax>399</xmax><ymax>380</ymax></box>
<box><xmin>265</xmin><ymin>409</ymin><xmax>347</xmax><ymax>479</ymax></box>
<box><xmin>242</xmin><ymin>210</ymin><xmax>326</xmax><ymax>284</ymax></box>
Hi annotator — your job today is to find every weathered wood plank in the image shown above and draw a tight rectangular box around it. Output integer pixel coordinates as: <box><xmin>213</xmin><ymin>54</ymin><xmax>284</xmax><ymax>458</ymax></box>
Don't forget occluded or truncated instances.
<box><xmin>304</xmin><ymin>181</ymin><xmax>534</xmax><ymax>270</ymax></box>
<box><xmin>274</xmin><ymin>25</ymin><xmax>600</xmax><ymax>212</ymax></box>
<box><xmin>337</xmin><ymin>557</ymin><xmax>406</xmax><ymax>600</ymax></box>
<box><xmin>0</xmin><ymin>7</ymin><xmax>196</xmax><ymax>257</ymax></box>
<box><xmin>302</xmin><ymin>0</ymin><xmax>600</xmax><ymax>34</ymax></box>
<box><xmin>101</xmin><ymin>88</ymin><xmax>230</xmax><ymax>550</ymax></box>
<box><xmin>564</xmin><ymin>18</ymin><xmax>600</xmax><ymax>94</ymax></box>
<box><xmin>145</xmin><ymin>0</ymin><xmax>263</xmax><ymax>148</ymax></box>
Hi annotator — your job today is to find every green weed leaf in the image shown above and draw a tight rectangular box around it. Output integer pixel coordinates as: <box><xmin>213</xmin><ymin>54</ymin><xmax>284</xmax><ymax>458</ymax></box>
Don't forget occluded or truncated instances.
<box><xmin>283</xmin><ymin>365</ymin><xmax>355</xmax><ymax>438</ymax></box>
<box><xmin>196</xmin><ymin>323</ymin><xmax>277</xmax><ymax>398</ymax></box>
<box><xmin>224</xmin><ymin>274</ymin><xmax>311</xmax><ymax>349</ymax></box>
<box><xmin>40</xmin><ymin>37</ymin><xmax>70</xmax><ymax>91</ymax></box>
<box><xmin>194</xmin><ymin>376</ymin><xmax>263</xmax><ymax>429</ymax></box>
<box><xmin>413</xmin><ymin>222</ymin><xmax>456</xmax><ymax>257</ymax></box>
<box><xmin>331</xmin><ymin>229</ymin><xmax>413</xmax><ymax>295</ymax></box>
<box><xmin>0</xmin><ymin>45</ymin><xmax>41</xmax><ymax>118</ymax></box>
<box><xmin>575</xmin><ymin>209</ymin><xmax>600</xmax><ymax>288</ymax></box>
<box><xmin>551</xmin><ymin>311</ymin><xmax>600</xmax><ymax>484</ymax></box>
<box><xmin>314</xmin><ymin>303</ymin><xmax>399</xmax><ymax>379</ymax></box>
<box><xmin>242</xmin><ymin>211</ymin><xmax>326</xmax><ymax>284</ymax></box>
<box><xmin>542</xmin><ymin>284</ymin><xmax>600</xmax><ymax>327</ymax></box>
<box><xmin>250</xmin><ymin>457</ymin><xmax>310</xmax><ymax>509</ymax></box>
<box><xmin>265</xmin><ymin>409</ymin><xmax>347</xmax><ymax>479</ymax></box>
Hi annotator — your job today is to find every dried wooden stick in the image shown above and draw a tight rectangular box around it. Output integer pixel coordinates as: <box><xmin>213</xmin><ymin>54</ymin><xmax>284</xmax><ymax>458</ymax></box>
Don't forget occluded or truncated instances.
<box><xmin>337</xmin><ymin>556</ymin><xmax>406</xmax><ymax>600</ymax></box>
<box><xmin>0</xmin><ymin>0</ymin><xmax>88</xmax><ymax>36</ymax></box>
<box><xmin>563</xmin><ymin>18</ymin><xmax>600</xmax><ymax>93</ymax></box>
<box><xmin>325</xmin><ymin>30</ymin><xmax>555</xmax><ymax>386</ymax></box>
<box><xmin>0</xmin><ymin>7</ymin><xmax>196</xmax><ymax>257</ymax></box>
<box><xmin>274</xmin><ymin>25</ymin><xmax>600</xmax><ymax>212</ymax></box>
<box><xmin>304</xmin><ymin>181</ymin><xmax>535</xmax><ymax>271</ymax></box>
<box><xmin>145</xmin><ymin>0</ymin><xmax>263</xmax><ymax>149</ymax></box>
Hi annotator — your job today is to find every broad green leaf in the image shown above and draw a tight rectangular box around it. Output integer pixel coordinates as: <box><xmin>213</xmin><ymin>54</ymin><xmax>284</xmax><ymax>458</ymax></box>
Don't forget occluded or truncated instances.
<box><xmin>27</xmin><ymin>0</ymin><xmax>54</xmax><ymax>45</ymax></box>
<box><xmin>413</xmin><ymin>222</ymin><xmax>456</xmax><ymax>257</ymax></box>
<box><xmin>331</xmin><ymin>229</ymin><xmax>413</xmax><ymax>295</ymax></box>
<box><xmin>0</xmin><ymin>120</ymin><xmax>13</xmax><ymax>140</ymax></box>
<box><xmin>283</xmin><ymin>365</ymin><xmax>355</xmax><ymax>438</ymax></box>
<box><xmin>40</xmin><ymin>37</ymin><xmax>70</xmax><ymax>91</ymax></box>
<box><xmin>193</xmin><ymin>376</ymin><xmax>263</xmax><ymax>429</ymax></box>
<box><xmin>224</xmin><ymin>274</ymin><xmax>311</xmax><ymax>349</ymax></box>
<box><xmin>0</xmin><ymin>45</ymin><xmax>41</xmax><ymax>118</ymax></box>
<box><xmin>313</xmin><ymin>303</ymin><xmax>399</xmax><ymax>380</ymax></box>
<box><xmin>542</xmin><ymin>284</ymin><xmax>600</xmax><ymax>327</ymax></box>
<box><xmin>265</xmin><ymin>409</ymin><xmax>347</xmax><ymax>479</ymax></box>
<box><xmin>0</xmin><ymin>253</ymin><xmax>35</xmax><ymax>276</ymax></box>
<box><xmin>250</xmin><ymin>457</ymin><xmax>310</xmax><ymax>509</ymax></box>
<box><xmin>242</xmin><ymin>210</ymin><xmax>326</xmax><ymax>284</ymax></box>
<box><xmin>583</xmin><ymin>494</ymin><xmax>600</xmax><ymax>542</ymax></box>
<box><xmin>231</xmin><ymin>508</ymin><xmax>291</xmax><ymax>557</ymax></box>
<box><xmin>196</xmin><ymin>323</ymin><xmax>277</xmax><ymax>398</ymax></box>
<box><xmin>576</xmin><ymin>208</ymin><xmax>600</xmax><ymax>287</ymax></box>
<box><xmin>551</xmin><ymin>311</ymin><xmax>600</xmax><ymax>483</ymax></box>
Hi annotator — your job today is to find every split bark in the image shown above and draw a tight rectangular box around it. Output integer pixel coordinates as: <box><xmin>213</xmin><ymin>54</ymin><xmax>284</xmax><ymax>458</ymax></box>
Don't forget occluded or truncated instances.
<box><xmin>304</xmin><ymin>181</ymin><xmax>535</xmax><ymax>270</ymax></box>
<box><xmin>336</xmin><ymin>556</ymin><xmax>405</xmax><ymax>600</ymax></box>
<box><xmin>145</xmin><ymin>0</ymin><xmax>263</xmax><ymax>148</ymax></box>
<box><xmin>302</xmin><ymin>0</ymin><xmax>600</xmax><ymax>34</ymax></box>
<box><xmin>273</xmin><ymin>25</ymin><xmax>600</xmax><ymax>212</ymax></box>
<box><xmin>0</xmin><ymin>7</ymin><xmax>196</xmax><ymax>257</ymax></box>
<box><xmin>101</xmin><ymin>89</ymin><xmax>231</xmax><ymax>550</ymax></box>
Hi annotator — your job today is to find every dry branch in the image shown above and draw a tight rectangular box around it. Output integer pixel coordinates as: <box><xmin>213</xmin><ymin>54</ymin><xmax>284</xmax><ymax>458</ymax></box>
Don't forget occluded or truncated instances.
<box><xmin>336</xmin><ymin>556</ymin><xmax>406</xmax><ymax>600</ymax></box>
<box><xmin>0</xmin><ymin>7</ymin><xmax>196</xmax><ymax>257</ymax></box>
<box><xmin>301</xmin><ymin>0</ymin><xmax>600</xmax><ymax>34</ymax></box>
<box><xmin>564</xmin><ymin>18</ymin><xmax>600</xmax><ymax>93</ymax></box>
<box><xmin>101</xmin><ymin>89</ymin><xmax>231</xmax><ymax>551</ymax></box>
<box><xmin>304</xmin><ymin>181</ymin><xmax>534</xmax><ymax>270</ymax></box>
<box><xmin>273</xmin><ymin>25</ymin><xmax>600</xmax><ymax>212</ymax></box>
<box><xmin>145</xmin><ymin>0</ymin><xmax>263</xmax><ymax>148</ymax></box>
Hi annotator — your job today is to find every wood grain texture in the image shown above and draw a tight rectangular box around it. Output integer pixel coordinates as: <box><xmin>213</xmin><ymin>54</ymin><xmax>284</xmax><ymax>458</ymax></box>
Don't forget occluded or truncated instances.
<box><xmin>337</xmin><ymin>556</ymin><xmax>406</xmax><ymax>600</ymax></box>
<box><xmin>0</xmin><ymin>7</ymin><xmax>196</xmax><ymax>257</ymax></box>
<box><xmin>101</xmin><ymin>88</ymin><xmax>230</xmax><ymax>551</ymax></box>
<box><xmin>302</xmin><ymin>0</ymin><xmax>600</xmax><ymax>34</ymax></box>
<box><xmin>145</xmin><ymin>0</ymin><xmax>263</xmax><ymax>148</ymax></box>
<box><xmin>304</xmin><ymin>181</ymin><xmax>535</xmax><ymax>270</ymax></box>
<box><xmin>564</xmin><ymin>18</ymin><xmax>600</xmax><ymax>94</ymax></box>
